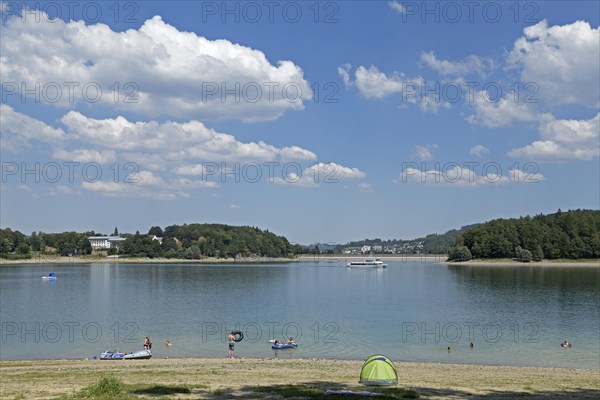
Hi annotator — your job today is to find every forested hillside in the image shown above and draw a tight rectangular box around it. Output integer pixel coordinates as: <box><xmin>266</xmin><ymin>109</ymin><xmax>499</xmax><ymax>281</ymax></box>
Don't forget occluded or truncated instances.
<box><xmin>449</xmin><ymin>210</ymin><xmax>600</xmax><ymax>261</ymax></box>
<box><xmin>0</xmin><ymin>224</ymin><xmax>294</xmax><ymax>260</ymax></box>
<box><xmin>122</xmin><ymin>224</ymin><xmax>294</xmax><ymax>259</ymax></box>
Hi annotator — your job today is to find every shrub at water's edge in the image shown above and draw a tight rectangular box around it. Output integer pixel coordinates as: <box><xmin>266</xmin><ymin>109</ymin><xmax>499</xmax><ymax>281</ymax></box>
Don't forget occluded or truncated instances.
<box><xmin>447</xmin><ymin>245</ymin><xmax>472</xmax><ymax>261</ymax></box>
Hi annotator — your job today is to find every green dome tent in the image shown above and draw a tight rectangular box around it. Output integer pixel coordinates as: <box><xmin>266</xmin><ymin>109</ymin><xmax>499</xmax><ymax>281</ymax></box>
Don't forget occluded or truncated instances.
<box><xmin>359</xmin><ymin>355</ymin><xmax>398</xmax><ymax>386</ymax></box>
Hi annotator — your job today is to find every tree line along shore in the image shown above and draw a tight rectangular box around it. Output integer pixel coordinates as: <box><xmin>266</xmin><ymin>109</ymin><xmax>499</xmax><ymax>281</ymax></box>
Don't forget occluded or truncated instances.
<box><xmin>447</xmin><ymin>209</ymin><xmax>600</xmax><ymax>262</ymax></box>
<box><xmin>2</xmin><ymin>209</ymin><xmax>599</xmax><ymax>264</ymax></box>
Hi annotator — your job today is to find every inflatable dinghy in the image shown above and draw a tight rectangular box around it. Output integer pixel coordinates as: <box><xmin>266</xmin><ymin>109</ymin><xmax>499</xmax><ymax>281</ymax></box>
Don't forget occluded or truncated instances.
<box><xmin>97</xmin><ymin>349</ymin><xmax>152</xmax><ymax>360</ymax></box>
<box><xmin>272</xmin><ymin>343</ymin><xmax>298</xmax><ymax>349</ymax></box>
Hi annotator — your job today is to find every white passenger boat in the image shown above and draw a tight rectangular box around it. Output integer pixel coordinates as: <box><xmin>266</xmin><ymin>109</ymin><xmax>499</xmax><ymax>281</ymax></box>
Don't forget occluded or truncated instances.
<box><xmin>346</xmin><ymin>258</ymin><xmax>387</xmax><ymax>268</ymax></box>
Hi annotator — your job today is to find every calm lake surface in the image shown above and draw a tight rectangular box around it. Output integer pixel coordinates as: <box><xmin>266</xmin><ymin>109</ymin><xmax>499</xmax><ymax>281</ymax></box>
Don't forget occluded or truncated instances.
<box><xmin>1</xmin><ymin>261</ymin><xmax>598</xmax><ymax>368</ymax></box>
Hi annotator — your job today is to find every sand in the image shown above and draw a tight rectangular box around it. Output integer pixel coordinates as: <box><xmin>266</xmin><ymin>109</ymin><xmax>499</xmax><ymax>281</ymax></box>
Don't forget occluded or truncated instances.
<box><xmin>0</xmin><ymin>357</ymin><xmax>598</xmax><ymax>399</ymax></box>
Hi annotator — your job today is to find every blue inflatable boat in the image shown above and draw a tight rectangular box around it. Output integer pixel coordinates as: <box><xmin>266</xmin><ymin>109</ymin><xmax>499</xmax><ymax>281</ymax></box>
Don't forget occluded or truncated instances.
<box><xmin>42</xmin><ymin>272</ymin><xmax>56</xmax><ymax>281</ymax></box>
<box><xmin>96</xmin><ymin>349</ymin><xmax>152</xmax><ymax>360</ymax></box>
<box><xmin>272</xmin><ymin>343</ymin><xmax>298</xmax><ymax>349</ymax></box>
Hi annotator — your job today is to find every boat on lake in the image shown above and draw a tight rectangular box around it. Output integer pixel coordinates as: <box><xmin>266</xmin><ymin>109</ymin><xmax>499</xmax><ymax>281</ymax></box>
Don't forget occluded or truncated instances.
<box><xmin>96</xmin><ymin>349</ymin><xmax>152</xmax><ymax>360</ymax></box>
<box><xmin>272</xmin><ymin>343</ymin><xmax>298</xmax><ymax>349</ymax></box>
<box><xmin>41</xmin><ymin>272</ymin><xmax>56</xmax><ymax>280</ymax></box>
<box><xmin>346</xmin><ymin>258</ymin><xmax>387</xmax><ymax>268</ymax></box>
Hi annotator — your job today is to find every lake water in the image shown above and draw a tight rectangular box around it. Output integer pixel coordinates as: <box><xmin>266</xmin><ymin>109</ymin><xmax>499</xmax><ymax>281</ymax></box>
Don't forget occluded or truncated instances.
<box><xmin>1</xmin><ymin>262</ymin><xmax>598</xmax><ymax>368</ymax></box>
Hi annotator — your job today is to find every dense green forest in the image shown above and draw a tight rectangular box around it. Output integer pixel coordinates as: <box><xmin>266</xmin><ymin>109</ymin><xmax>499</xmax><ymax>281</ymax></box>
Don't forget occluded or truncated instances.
<box><xmin>0</xmin><ymin>229</ymin><xmax>94</xmax><ymax>259</ymax></box>
<box><xmin>122</xmin><ymin>224</ymin><xmax>294</xmax><ymax>259</ymax></box>
<box><xmin>0</xmin><ymin>224</ymin><xmax>294</xmax><ymax>259</ymax></box>
<box><xmin>448</xmin><ymin>209</ymin><xmax>600</xmax><ymax>261</ymax></box>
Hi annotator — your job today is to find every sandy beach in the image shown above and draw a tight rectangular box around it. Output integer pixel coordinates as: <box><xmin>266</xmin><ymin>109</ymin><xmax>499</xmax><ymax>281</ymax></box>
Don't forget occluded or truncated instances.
<box><xmin>0</xmin><ymin>357</ymin><xmax>598</xmax><ymax>399</ymax></box>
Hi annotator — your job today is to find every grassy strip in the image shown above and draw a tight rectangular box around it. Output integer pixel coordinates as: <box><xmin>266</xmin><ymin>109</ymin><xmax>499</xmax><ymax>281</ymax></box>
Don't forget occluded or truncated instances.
<box><xmin>57</xmin><ymin>376</ymin><xmax>419</xmax><ymax>400</ymax></box>
<box><xmin>57</xmin><ymin>376</ymin><xmax>197</xmax><ymax>400</ymax></box>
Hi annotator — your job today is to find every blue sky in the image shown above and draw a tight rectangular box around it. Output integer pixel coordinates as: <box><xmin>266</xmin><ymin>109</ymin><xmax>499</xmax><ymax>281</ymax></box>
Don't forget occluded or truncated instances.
<box><xmin>1</xmin><ymin>1</ymin><xmax>599</xmax><ymax>244</ymax></box>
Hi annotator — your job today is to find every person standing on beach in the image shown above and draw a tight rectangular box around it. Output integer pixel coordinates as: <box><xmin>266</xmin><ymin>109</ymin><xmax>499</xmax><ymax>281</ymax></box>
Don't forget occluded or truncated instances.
<box><xmin>144</xmin><ymin>336</ymin><xmax>152</xmax><ymax>350</ymax></box>
<box><xmin>228</xmin><ymin>332</ymin><xmax>235</xmax><ymax>358</ymax></box>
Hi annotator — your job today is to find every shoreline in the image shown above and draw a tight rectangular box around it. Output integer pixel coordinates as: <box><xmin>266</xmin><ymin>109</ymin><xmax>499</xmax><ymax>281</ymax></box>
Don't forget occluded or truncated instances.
<box><xmin>1</xmin><ymin>357</ymin><xmax>598</xmax><ymax>399</ymax></box>
<box><xmin>1</xmin><ymin>354</ymin><xmax>598</xmax><ymax>371</ymax></box>
<box><xmin>1</xmin><ymin>255</ymin><xmax>598</xmax><ymax>266</ymax></box>
<box><xmin>298</xmin><ymin>255</ymin><xmax>447</xmax><ymax>262</ymax></box>
<box><xmin>444</xmin><ymin>259</ymin><xmax>600</xmax><ymax>267</ymax></box>
<box><xmin>302</xmin><ymin>255</ymin><xmax>600</xmax><ymax>267</ymax></box>
<box><xmin>0</xmin><ymin>256</ymin><xmax>300</xmax><ymax>265</ymax></box>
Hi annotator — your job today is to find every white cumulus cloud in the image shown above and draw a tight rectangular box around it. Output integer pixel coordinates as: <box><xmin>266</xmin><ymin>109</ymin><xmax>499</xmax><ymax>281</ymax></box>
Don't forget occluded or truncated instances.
<box><xmin>354</xmin><ymin>66</ymin><xmax>422</xmax><ymax>99</ymax></box>
<box><xmin>508</xmin><ymin>114</ymin><xmax>600</xmax><ymax>160</ymax></box>
<box><xmin>53</xmin><ymin>148</ymin><xmax>117</xmax><ymax>164</ymax></box>
<box><xmin>420</xmin><ymin>51</ymin><xmax>492</xmax><ymax>77</ymax></box>
<box><xmin>270</xmin><ymin>162</ymin><xmax>366</xmax><ymax>188</ymax></box>
<box><xmin>0</xmin><ymin>104</ymin><xmax>65</xmax><ymax>151</ymax></box>
<box><xmin>0</xmin><ymin>12</ymin><xmax>312</xmax><ymax>121</ymax></box>
<box><xmin>400</xmin><ymin>166</ymin><xmax>544</xmax><ymax>186</ymax></box>
<box><xmin>469</xmin><ymin>145</ymin><xmax>490</xmax><ymax>158</ymax></box>
<box><xmin>414</xmin><ymin>144</ymin><xmax>438</xmax><ymax>161</ymax></box>
<box><xmin>58</xmin><ymin>112</ymin><xmax>316</xmax><ymax>164</ymax></box>
<box><xmin>279</xmin><ymin>146</ymin><xmax>318</xmax><ymax>161</ymax></box>
<box><xmin>2</xmin><ymin>107</ymin><xmax>358</xmax><ymax>197</ymax></box>
<box><xmin>388</xmin><ymin>1</ymin><xmax>406</xmax><ymax>14</ymax></box>
<box><xmin>467</xmin><ymin>92</ymin><xmax>539</xmax><ymax>127</ymax></box>
<box><xmin>508</xmin><ymin>20</ymin><xmax>600</xmax><ymax>108</ymax></box>
<box><xmin>338</xmin><ymin>64</ymin><xmax>352</xmax><ymax>89</ymax></box>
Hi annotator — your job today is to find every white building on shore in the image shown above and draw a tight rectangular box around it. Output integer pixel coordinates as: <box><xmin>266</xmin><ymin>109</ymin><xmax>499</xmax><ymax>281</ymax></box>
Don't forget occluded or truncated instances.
<box><xmin>88</xmin><ymin>236</ymin><xmax>126</xmax><ymax>250</ymax></box>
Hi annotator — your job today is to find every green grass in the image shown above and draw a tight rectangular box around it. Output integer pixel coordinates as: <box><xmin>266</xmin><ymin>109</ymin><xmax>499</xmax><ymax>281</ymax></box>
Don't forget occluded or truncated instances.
<box><xmin>57</xmin><ymin>376</ymin><xmax>200</xmax><ymax>399</ymax></box>
<box><xmin>252</xmin><ymin>384</ymin><xmax>419</xmax><ymax>399</ymax></box>
<box><xmin>59</xmin><ymin>376</ymin><xmax>131</xmax><ymax>399</ymax></box>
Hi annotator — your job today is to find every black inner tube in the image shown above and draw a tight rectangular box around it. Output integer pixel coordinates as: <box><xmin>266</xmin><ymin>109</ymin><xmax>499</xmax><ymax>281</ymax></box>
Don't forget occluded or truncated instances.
<box><xmin>232</xmin><ymin>331</ymin><xmax>244</xmax><ymax>342</ymax></box>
